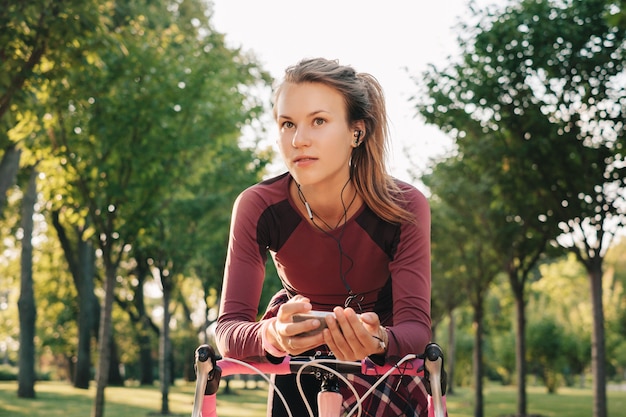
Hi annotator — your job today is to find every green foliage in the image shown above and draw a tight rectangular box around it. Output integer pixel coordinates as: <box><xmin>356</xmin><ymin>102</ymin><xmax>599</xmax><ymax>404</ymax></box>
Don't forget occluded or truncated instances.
<box><xmin>488</xmin><ymin>330</ymin><xmax>516</xmax><ymax>385</ymax></box>
<box><xmin>0</xmin><ymin>192</ymin><xmax>20</xmax><ymax>366</ymax></box>
<box><xmin>424</xmin><ymin>155</ymin><xmax>504</xmax><ymax>311</ymax></box>
<box><xmin>605</xmin><ymin>238</ymin><xmax>626</xmax><ymax>380</ymax></box>
<box><xmin>530</xmin><ymin>255</ymin><xmax>593</xmax><ymax>384</ymax></box>
<box><xmin>0</xmin><ymin>365</ymin><xmax>17</xmax><ymax>381</ymax></box>
<box><xmin>1</xmin><ymin>0</ymin><xmax>274</xmax><ymax>406</ymax></box>
<box><xmin>610</xmin><ymin>0</ymin><xmax>626</xmax><ymax>28</ymax></box>
<box><xmin>414</xmin><ymin>1</ymin><xmax>626</xmax><ymax>414</ymax></box>
<box><xmin>526</xmin><ymin>317</ymin><xmax>567</xmax><ymax>393</ymax></box>
<box><xmin>429</xmin><ymin>198</ymin><xmax>471</xmax><ymax>325</ymax></box>
<box><xmin>417</xmin><ymin>0</ymin><xmax>626</xmax><ymax>248</ymax></box>
<box><xmin>0</xmin><ymin>0</ymin><xmax>103</xmax><ymax>141</ymax></box>
<box><xmin>534</xmin><ymin>254</ymin><xmax>592</xmax><ymax>334</ymax></box>
<box><xmin>453</xmin><ymin>321</ymin><xmax>480</xmax><ymax>387</ymax></box>
<box><xmin>34</xmin><ymin>241</ymin><xmax>78</xmax><ymax>360</ymax></box>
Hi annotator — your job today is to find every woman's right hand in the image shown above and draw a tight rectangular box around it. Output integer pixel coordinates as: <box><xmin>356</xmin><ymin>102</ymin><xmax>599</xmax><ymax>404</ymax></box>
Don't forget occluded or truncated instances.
<box><xmin>266</xmin><ymin>295</ymin><xmax>326</xmax><ymax>355</ymax></box>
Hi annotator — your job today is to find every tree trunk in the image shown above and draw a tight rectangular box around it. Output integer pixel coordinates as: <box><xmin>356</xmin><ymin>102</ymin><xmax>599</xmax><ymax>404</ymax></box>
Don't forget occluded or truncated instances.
<box><xmin>473</xmin><ymin>303</ymin><xmax>484</xmax><ymax>417</ymax></box>
<box><xmin>160</xmin><ymin>278</ymin><xmax>172</xmax><ymax>415</ymax></box>
<box><xmin>51</xmin><ymin>212</ymin><xmax>99</xmax><ymax>389</ymax></box>
<box><xmin>107</xmin><ymin>336</ymin><xmax>124</xmax><ymax>386</ymax></box>
<box><xmin>589</xmin><ymin>266</ymin><xmax>607</xmax><ymax>417</ymax></box>
<box><xmin>0</xmin><ymin>144</ymin><xmax>21</xmax><ymax>216</ymax></box>
<box><xmin>92</xmin><ymin>264</ymin><xmax>116</xmax><ymax>417</ymax></box>
<box><xmin>138</xmin><ymin>322</ymin><xmax>155</xmax><ymax>385</ymax></box>
<box><xmin>75</xmin><ymin>239</ymin><xmax>97</xmax><ymax>388</ymax></box>
<box><xmin>446</xmin><ymin>309</ymin><xmax>456</xmax><ymax>395</ymax></box>
<box><xmin>17</xmin><ymin>167</ymin><xmax>37</xmax><ymax>398</ymax></box>
<box><xmin>133</xmin><ymin>265</ymin><xmax>156</xmax><ymax>385</ymax></box>
<box><xmin>74</xmin><ymin>300</ymin><xmax>92</xmax><ymax>388</ymax></box>
<box><xmin>511</xmin><ymin>275</ymin><xmax>527</xmax><ymax>417</ymax></box>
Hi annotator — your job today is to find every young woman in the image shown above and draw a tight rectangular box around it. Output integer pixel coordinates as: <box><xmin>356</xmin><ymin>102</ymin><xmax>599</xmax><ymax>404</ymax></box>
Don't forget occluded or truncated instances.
<box><xmin>215</xmin><ymin>57</ymin><xmax>432</xmax><ymax>416</ymax></box>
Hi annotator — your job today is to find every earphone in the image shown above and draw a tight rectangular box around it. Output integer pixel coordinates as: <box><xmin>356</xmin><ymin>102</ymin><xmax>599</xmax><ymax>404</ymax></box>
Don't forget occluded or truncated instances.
<box><xmin>354</xmin><ymin>130</ymin><xmax>363</xmax><ymax>145</ymax></box>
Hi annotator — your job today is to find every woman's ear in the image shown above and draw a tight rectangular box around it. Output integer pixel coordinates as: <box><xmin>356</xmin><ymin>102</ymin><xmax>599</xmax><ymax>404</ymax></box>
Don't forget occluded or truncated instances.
<box><xmin>352</xmin><ymin>121</ymin><xmax>366</xmax><ymax>136</ymax></box>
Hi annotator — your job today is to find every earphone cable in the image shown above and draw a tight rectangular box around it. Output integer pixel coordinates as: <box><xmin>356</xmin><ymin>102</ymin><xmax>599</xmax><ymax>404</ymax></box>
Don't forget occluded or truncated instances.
<box><xmin>296</xmin><ymin>181</ymin><xmax>361</xmax><ymax>311</ymax></box>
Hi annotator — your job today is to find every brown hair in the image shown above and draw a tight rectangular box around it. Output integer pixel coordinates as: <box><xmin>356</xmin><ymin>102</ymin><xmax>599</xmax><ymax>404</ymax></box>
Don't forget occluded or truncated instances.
<box><xmin>273</xmin><ymin>57</ymin><xmax>414</xmax><ymax>225</ymax></box>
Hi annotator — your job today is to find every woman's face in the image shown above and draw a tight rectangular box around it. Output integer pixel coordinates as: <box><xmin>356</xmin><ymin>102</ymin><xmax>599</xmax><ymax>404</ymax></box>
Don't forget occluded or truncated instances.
<box><xmin>275</xmin><ymin>82</ymin><xmax>356</xmax><ymax>188</ymax></box>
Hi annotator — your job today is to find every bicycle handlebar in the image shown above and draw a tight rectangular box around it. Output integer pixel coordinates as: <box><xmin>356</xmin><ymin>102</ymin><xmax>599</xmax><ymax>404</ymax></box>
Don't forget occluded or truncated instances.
<box><xmin>214</xmin><ymin>353</ymin><xmax>425</xmax><ymax>378</ymax></box>
<box><xmin>192</xmin><ymin>343</ymin><xmax>446</xmax><ymax>417</ymax></box>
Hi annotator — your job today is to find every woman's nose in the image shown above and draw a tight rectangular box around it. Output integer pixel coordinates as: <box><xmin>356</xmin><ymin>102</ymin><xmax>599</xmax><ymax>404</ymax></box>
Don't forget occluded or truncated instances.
<box><xmin>291</xmin><ymin>129</ymin><xmax>310</xmax><ymax>148</ymax></box>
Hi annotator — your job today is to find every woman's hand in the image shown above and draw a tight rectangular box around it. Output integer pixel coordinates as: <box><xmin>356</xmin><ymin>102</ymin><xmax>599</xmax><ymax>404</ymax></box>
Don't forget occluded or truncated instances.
<box><xmin>265</xmin><ymin>295</ymin><xmax>326</xmax><ymax>355</ymax></box>
<box><xmin>323</xmin><ymin>307</ymin><xmax>387</xmax><ymax>361</ymax></box>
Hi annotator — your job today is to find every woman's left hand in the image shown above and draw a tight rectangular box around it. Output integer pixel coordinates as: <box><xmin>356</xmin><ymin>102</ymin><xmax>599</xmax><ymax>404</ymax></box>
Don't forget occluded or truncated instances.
<box><xmin>323</xmin><ymin>307</ymin><xmax>386</xmax><ymax>361</ymax></box>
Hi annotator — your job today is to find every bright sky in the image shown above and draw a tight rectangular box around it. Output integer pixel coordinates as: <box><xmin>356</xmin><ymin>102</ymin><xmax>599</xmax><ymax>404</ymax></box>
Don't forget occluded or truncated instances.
<box><xmin>210</xmin><ymin>0</ymin><xmax>492</xmax><ymax>184</ymax></box>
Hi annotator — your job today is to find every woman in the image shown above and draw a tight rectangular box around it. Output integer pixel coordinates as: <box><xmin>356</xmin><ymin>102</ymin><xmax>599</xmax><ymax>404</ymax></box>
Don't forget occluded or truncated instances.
<box><xmin>215</xmin><ymin>57</ymin><xmax>432</xmax><ymax>416</ymax></box>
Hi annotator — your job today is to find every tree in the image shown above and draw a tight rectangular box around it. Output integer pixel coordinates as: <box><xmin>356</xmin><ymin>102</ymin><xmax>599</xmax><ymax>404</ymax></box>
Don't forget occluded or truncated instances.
<box><xmin>414</xmin><ymin>1</ymin><xmax>626</xmax><ymax>415</ymax></box>
<box><xmin>1</xmin><ymin>0</ymin><xmax>108</xmax><ymax>392</ymax></box>
<box><xmin>50</xmin><ymin>210</ymin><xmax>99</xmax><ymax>388</ymax></box>
<box><xmin>37</xmin><ymin>2</ymin><xmax>271</xmax><ymax>415</ymax></box>
<box><xmin>138</xmin><ymin>129</ymin><xmax>267</xmax><ymax>412</ymax></box>
<box><xmin>424</xmin><ymin>155</ymin><xmax>503</xmax><ymax>417</ymax></box>
<box><xmin>429</xmin><ymin>198</ymin><xmax>471</xmax><ymax>394</ymax></box>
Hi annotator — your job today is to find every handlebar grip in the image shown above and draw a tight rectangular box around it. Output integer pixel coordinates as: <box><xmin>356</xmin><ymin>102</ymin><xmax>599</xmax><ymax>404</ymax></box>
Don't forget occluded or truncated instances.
<box><xmin>194</xmin><ymin>344</ymin><xmax>222</xmax><ymax>395</ymax></box>
<box><xmin>422</xmin><ymin>343</ymin><xmax>447</xmax><ymax>397</ymax></box>
<box><xmin>424</xmin><ymin>343</ymin><xmax>443</xmax><ymax>362</ymax></box>
<box><xmin>195</xmin><ymin>344</ymin><xmax>215</xmax><ymax>363</ymax></box>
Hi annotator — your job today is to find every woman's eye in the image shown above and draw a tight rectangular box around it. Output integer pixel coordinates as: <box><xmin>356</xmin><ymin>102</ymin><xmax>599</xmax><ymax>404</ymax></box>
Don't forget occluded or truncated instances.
<box><xmin>281</xmin><ymin>121</ymin><xmax>294</xmax><ymax>129</ymax></box>
<box><xmin>313</xmin><ymin>118</ymin><xmax>325</xmax><ymax>126</ymax></box>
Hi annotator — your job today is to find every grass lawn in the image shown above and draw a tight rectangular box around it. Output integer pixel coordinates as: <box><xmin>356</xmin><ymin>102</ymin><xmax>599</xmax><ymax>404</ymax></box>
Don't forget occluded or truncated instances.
<box><xmin>446</xmin><ymin>384</ymin><xmax>626</xmax><ymax>417</ymax></box>
<box><xmin>0</xmin><ymin>379</ymin><xmax>624</xmax><ymax>417</ymax></box>
<box><xmin>0</xmin><ymin>379</ymin><xmax>268</xmax><ymax>417</ymax></box>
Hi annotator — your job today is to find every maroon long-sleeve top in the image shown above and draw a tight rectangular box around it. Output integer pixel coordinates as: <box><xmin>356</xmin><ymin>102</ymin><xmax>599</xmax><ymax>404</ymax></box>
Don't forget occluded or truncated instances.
<box><xmin>215</xmin><ymin>172</ymin><xmax>431</xmax><ymax>362</ymax></box>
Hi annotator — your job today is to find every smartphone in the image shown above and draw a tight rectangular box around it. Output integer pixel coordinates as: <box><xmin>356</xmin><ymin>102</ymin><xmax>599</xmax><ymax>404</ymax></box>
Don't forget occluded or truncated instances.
<box><xmin>292</xmin><ymin>311</ymin><xmax>334</xmax><ymax>337</ymax></box>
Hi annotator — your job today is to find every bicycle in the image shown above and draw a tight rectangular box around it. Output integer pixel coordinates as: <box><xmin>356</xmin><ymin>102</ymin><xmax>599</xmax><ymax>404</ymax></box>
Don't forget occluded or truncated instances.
<box><xmin>191</xmin><ymin>343</ymin><xmax>447</xmax><ymax>417</ymax></box>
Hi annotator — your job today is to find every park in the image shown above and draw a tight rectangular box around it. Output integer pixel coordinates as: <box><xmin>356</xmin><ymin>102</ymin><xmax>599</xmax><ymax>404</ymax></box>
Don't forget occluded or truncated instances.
<box><xmin>1</xmin><ymin>1</ymin><xmax>625</xmax><ymax>416</ymax></box>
